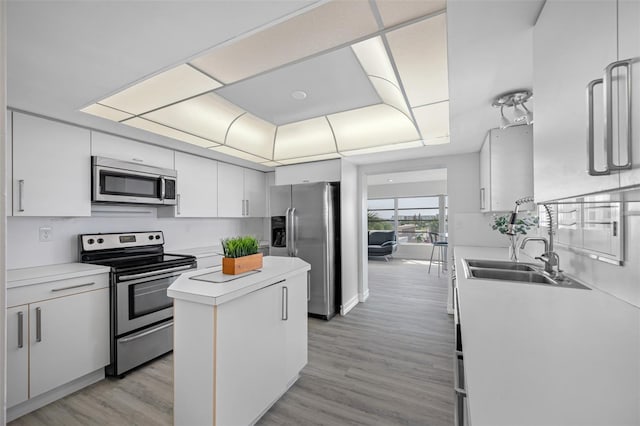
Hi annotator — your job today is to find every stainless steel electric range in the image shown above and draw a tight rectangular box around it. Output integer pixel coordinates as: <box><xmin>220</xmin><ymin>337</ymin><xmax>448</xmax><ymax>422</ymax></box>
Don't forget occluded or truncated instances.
<box><xmin>79</xmin><ymin>231</ymin><xmax>196</xmax><ymax>376</ymax></box>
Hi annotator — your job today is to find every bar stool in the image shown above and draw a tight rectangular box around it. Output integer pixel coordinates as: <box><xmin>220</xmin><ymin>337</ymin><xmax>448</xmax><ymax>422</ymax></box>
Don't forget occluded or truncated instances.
<box><xmin>428</xmin><ymin>232</ymin><xmax>448</xmax><ymax>276</ymax></box>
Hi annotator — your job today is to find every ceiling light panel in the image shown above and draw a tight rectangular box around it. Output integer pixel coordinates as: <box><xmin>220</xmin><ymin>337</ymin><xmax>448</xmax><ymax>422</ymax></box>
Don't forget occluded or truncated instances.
<box><xmin>189</xmin><ymin>1</ymin><xmax>379</xmax><ymax>84</ymax></box>
<box><xmin>369</xmin><ymin>77</ymin><xmax>411</xmax><ymax>117</ymax></box>
<box><xmin>225</xmin><ymin>113</ymin><xmax>276</xmax><ymax>160</ymax></box>
<box><xmin>142</xmin><ymin>93</ymin><xmax>244</xmax><ymax>143</ymax></box>
<box><xmin>278</xmin><ymin>153</ymin><xmax>342</xmax><ymax>165</ymax></box>
<box><xmin>328</xmin><ymin>104</ymin><xmax>419</xmax><ymax>151</ymax></box>
<box><xmin>209</xmin><ymin>145</ymin><xmax>270</xmax><ymax>163</ymax></box>
<box><xmin>81</xmin><ymin>103</ymin><xmax>133</xmax><ymax>122</ymax></box>
<box><xmin>351</xmin><ymin>37</ymin><xmax>399</xmax><ymax>87</ymax></box>
<box><xmin>375</xmin><ymin>0</ymin><xmax>446</xmax><ymax>27</ymax></box>
<box><xmin>215</xmin><ymin>47</ymin><xmax>380</xmax><ymax>125</ymax></box>
<box><xmin>412</xmin><ymin>101</ymin><xmax>450</xmax><ymax>144</ymax></box>
<box><xmin>386</xmin><ymin>14</ymin><xmax>449</xmax><ymax>107</ymax></box>
<box><xmin>99</xmin><ymin>64</ymin><xmax>222</xmax><ymax>115</ymax></box>
<box><xmin>274</xmin><ymin>117</ymin><xmax>337</xmax><ymax>160</ymax></box>
<box><xmin>121</xmin><ymin>117</ymin><xmax>218</xmax><ymax>148</ymax></box>
<box><xmin>340</xmin><ymin>140</ymin><xmax>424</xmax><ymax>156</ymax></box>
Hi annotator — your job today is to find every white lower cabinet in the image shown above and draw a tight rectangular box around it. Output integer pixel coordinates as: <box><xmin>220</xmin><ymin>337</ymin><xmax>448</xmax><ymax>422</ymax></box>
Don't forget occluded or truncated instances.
<box><xmin>284</xmin><ymin>273</ymin><xmax>308</xmax><ymax>382</ymax></box>
<box><xmin>6</xmin><ymin>274</ymin><xmax>110</xmax><ymax>416</ymax></box>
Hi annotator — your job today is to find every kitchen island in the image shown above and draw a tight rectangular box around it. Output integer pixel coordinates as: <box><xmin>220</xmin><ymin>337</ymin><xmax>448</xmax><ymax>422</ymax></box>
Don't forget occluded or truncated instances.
<box><xmin>168</xmin><ymin>256</ymin><xmax>310</xmax><ymax>426</ymax></box>
<box><xmin>455</xmin><ymin>246</ymin><xmax>640</xmax><ymax>426</ymax></box>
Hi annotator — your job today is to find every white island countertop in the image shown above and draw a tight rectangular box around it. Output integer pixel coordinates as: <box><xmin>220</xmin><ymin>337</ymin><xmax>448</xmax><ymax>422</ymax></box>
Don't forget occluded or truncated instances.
<box><xmin>455</xmin><ymin>246</ymin><xmax>640</xmax><ymax>426</ymax></box>
<box><xmin>168</xmin><ymin>256</ymin><xmax>310</xmax><ymax>306</ymax></box>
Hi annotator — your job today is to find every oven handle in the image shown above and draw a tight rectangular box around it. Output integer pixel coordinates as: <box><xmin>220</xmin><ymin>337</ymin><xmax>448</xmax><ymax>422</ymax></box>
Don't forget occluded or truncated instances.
<box><xmin>118</xmin><ymin>264</ymin><xmax>194</xmax><ymax>281</ymax></box>
<box><xmin>119</xmin><ymin>321</ymin><xmax>173</xmax><ymax>343</ymax></box>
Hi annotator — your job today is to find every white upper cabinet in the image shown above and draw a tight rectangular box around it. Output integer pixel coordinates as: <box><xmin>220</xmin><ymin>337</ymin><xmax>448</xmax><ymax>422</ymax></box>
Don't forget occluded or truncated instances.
<box><xmin>534</xmin><ymin>0</ymin><xmax>640</xmax><ymax>201</ymax></box>
<box><xmin>275</xmin><ymin>159</ymin><xmax>341</xmax><ymax>185</ymax></box>
<box><xmin>480</xmin><ymin>126</ymin><xmax>533</xmax><ymax>212</ymax></box>
<box><xmin>91</xmin><ymin>131</ymin><xmax>174</xmax><ymax>169</ymax></box>
<box><xmin>217</xmin><ymin>163</ymin><xmax>245</xmax><ymax>217</ymax></box>
<box><xmin>244</xmin><ymin>168</ymin><xmax>266</xmax><ymax>218</ymax></box>
<box><xmin>12</xmin><ymin>112</ymin><xmax>91</xmax><ymax>216</ymax></box>
<box><xmin>174</xmin><ymin>152</ymin><xmax>218</xmax><ymax>217</ymax></box>
<box><xmin>217</xmin><ymin>163</ymin><xmax>266</xmax><ymax>217</ymax></box>
<box><xmin>617</xmin><ymin>0</ymin><xmax>640</xmax><ymax>189</ymax></box>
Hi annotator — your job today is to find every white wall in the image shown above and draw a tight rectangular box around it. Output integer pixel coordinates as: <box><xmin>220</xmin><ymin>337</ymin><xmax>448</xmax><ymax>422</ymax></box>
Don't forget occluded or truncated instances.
<box><xmin>7</xmin><ymin>216</ymin><xmax>265</xmax><ymax>269</ymax></box>
<box><xmin>1</xmin><ymin>1</ymin><xmax>7</xmax><ymax>421</ymax></box>
<box><xmin>340</xmin><ymin>160</ymin><xmax>360</xmax><ymax>315</ymax></box>
<box><xmin>368</xmin><ymin>180</ymin><xmax>447</xmax><ymax>199</ymax></box>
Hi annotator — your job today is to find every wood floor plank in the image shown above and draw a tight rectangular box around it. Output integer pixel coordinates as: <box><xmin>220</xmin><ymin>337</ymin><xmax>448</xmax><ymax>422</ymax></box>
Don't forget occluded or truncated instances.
<box><xmin>9</xmin><ymin>259</ymin><xmax>454</xmax><ymax>426</ymax></box>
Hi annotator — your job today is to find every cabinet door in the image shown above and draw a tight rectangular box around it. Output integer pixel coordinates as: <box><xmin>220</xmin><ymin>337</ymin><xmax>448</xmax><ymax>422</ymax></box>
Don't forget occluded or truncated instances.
<box><xmin>29</xmin><ymin>288</ymin><xmax>109</xmax><ymax>398</ymax></box>
<box><xmin>490</xmin><ymin>126</ymin><xmax>533</xmax><ymax>211</ymax></box>
<box><xmin>174</xmin><ymin>152</ymin><xmax>218</xmax><ymax>217</ymax></box>
<box><xmin>12</xmin><ymin>112</ymin><xmax>91</xmax><ymax>216</ymax></box>
<box><xmin>6</xmin><ymin>111</ymin><xmax>12</xmax><ymax>216</ymax></box>
<box><xmin>283</xmin><ymin>274</ymin><xmax>308</xmax><ymax>385</ymax></box>
<box><xmin>618</xmin><ymin>0</ymin><xmax>640</xmax><ymax>188</ymax></box>
<box><xmin>533</xmin><ymin>0</ymin><xmax>619</xmax><ymax>202</ymax></box>
<box><xmin>91</xmin><ymin>131</ymin><xmax>174</xmax><ymax>169</ymax></box>
<box><xmin>7</xmin><ymin>305</ymin><xmax>29</xmax><ymax>408</ymax></box>
<box><xmin>479</xmin><ymin>135</ymin><xmax>491</xmax><ymax>211</ymax></box>
<box><xmin>216</xmin><ymin>283</ymin><xmax>285</xmax><ymax>426</ymax></box>
<box><xmin>217</xmin><ymin>162</ymin><xmax>244</xmax><ymax>217</ymax></box>
<box><xmin>244</xmin><ymin>168</ymin><xmax>266</xmax><ymax>217</ymax></box>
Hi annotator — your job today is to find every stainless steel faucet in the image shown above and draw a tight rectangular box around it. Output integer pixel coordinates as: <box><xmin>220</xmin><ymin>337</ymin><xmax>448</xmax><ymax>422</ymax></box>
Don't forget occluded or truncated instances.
<box><xmin>513</xmin><ymin>200</ymin><xmax>563</xmax><ymax>279</ymax></box>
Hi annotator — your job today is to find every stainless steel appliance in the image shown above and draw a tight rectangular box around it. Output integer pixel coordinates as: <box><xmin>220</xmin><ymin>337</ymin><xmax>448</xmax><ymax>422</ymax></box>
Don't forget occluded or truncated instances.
<box><xmin>79</xmin><ymin>231</ymin><xmax>196</xmax><ymax>376</ymax></box>
<box><xmin>92</xmin><ymin>156</ymin><xmax>177</xmax><ymax>205</ymax></box>
<box><xmin>270</xmin><ymin>182</ymin><xmax>340</xmax><ymax>320</ymax></box>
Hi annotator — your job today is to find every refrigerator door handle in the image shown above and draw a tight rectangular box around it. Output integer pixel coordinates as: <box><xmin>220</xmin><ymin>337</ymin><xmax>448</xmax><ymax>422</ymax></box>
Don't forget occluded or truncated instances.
<box><xmin>290</xmin><ymin>207</ymin><xmax>297</xmax><ymax>257</ymax></box>
<box><xmin>285</xmin><ymin>207</ymin><xmax>292</xmax><ymax>256</ymax></box>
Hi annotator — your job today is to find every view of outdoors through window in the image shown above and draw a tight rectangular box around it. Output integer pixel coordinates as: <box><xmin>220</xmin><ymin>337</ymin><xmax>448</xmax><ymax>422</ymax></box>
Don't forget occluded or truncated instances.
<box><xmin>368</xmin><ymin>196</ymin><xmax>448</xmax><ymax>244</ymax></box>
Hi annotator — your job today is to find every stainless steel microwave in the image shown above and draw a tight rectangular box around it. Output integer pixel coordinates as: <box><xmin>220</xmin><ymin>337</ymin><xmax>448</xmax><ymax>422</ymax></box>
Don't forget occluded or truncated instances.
<box><xmin>92</xmin><ymin>156</ymin><xmax>177</xmax><ymax>205</ymax></box>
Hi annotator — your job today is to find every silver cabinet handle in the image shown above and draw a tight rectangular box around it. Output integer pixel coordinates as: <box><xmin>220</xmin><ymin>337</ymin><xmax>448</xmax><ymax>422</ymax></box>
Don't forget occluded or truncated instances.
<box><xmin>480</xmin><ymin>187</ymin><xmax>485</xmax><ymax>209</ymax></box>
<box><xmin>307</xmin><ymin>271</ymin><xmax>311</xmax><ymax>302</ymax></box>
<box><xmin>18</xmin><ymin>179</ymin><xmax>25</xmax><ymax>212</ymax></box>
<box><xmin>245</xmin><ymin>199</ymin><xmax>250</xmax><ymax>216</ymax></box>
<box><xmin>282</xmin><ymin>286</ymin><xmax>288</xmax><ymax>320</ymax></box>
<box><xmin>604</xmin><ymin>58</ymin><xmax>633</xmax><ymax>171</ymax></box>
<box><xmin>35</xmin><ymin>307</ymin><xmax>42</xmax><ymax>342</ymax></box>
<box><xmin>176</xmin><ymin>194</ymin><xmax>181</xmax><ymax>215</ymax></box>
<box><xmin>587</xmin><ymin>78</ymin><xmax>608</xmax><ymax>176</ymax></box>
<box><xmin>51</xmin><ymin>281</ymin><xmax>95</xmax><ymax>292</ymax></box>
<box><xmin>17</xmin><ymin>311</ymin><xmax>24</xmax><ymax>349</ymax></box>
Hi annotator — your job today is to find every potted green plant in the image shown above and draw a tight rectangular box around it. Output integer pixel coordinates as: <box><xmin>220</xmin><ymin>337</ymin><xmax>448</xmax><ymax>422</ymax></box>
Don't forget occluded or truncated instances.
<box><xmin>221</xmin><ymin>236</ymin><xmax>263</xmax><ymax>275</ymax></box>
<box><xmin>491</xmin><ymin>212</ymin><xmax>538</xmax><ymax>261</ymax></box>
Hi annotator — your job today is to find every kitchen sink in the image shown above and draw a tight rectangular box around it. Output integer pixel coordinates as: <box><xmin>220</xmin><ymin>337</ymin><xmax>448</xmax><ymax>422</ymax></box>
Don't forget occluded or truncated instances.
<box><xmin>465</xmin><ymin>259</ymin><xmax>537</xmax><ymax>271</ymax></box>
<box><xmin>463</xmin><ymin>259</ymin><xmax>591</xmax><ymax>290</ymax></box>
<box><xmin>469</xmin><ymin>268</ymin><xmax>556</xmax><ymax>284</ymax></box>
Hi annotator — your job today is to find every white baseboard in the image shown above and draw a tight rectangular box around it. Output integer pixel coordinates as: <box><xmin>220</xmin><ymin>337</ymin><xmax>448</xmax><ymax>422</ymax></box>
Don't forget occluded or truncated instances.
<box><xmin>358</xmin><ymin>288</ymin><xmax>370</xmax><ymax>303</ymax></box>
<box><xmin>340</xmin><ymin>294</ymin><xmax>359</xmax><ymax>316</ymax></box>
<box><xmin>7</xmin><ymin>369</ymin><xmax>105</xmax><ymax>422</ymax></box>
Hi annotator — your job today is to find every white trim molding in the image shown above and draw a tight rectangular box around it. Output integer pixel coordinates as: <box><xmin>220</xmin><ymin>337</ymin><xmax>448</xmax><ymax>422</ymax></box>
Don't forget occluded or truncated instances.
<box><xmin>340</xmin><ymin>294</ymin><xmax>359</xmax><ymax>316</ymax></box>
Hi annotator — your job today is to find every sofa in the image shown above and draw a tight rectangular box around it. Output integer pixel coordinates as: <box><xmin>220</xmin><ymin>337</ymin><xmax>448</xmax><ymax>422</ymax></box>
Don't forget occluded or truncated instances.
<box><xmin>368</xmin><ymin>231</ymin><xmax>398</xmax><ymax>260</ymax></box>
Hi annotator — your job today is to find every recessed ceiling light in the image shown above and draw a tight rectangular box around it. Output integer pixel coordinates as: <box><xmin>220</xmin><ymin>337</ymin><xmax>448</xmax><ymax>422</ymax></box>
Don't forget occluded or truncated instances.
<box><xmin>291</xmin><ymin>90</ymin><xmax>308</xmax><ymax>100</ymax></box>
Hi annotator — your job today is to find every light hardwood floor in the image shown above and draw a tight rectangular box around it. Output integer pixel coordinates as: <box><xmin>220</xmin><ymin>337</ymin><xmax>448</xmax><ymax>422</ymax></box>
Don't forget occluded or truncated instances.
<box><xmin>10</xmin><ymin>259</ymin><xmax>454</xmax><ymax>426</ymax></box>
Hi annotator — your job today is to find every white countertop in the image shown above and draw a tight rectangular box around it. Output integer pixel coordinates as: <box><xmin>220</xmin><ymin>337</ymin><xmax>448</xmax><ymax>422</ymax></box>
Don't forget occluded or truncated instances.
<box><xmin>455</xmin><ymin>246</ymin><xmax>640</xmax><ymax>426</ymax></box>
<box><xmin>168</xmin><ymin>256</ymin><xmax>310</xmax><ymax>306</ymax></box>
<box><xmin>7</xmin><ymin>263</ymin><xmax>111</xmax><ymax>288</ymax></box>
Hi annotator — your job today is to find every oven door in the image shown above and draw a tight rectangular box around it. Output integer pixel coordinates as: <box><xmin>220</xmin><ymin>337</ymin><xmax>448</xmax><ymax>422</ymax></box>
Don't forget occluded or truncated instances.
<box><xmin>94</xmin><ymin>165</ymin><xmax>165</xmax><ymax>205</ymax></box>
<box><xmin>115</xmin><ymin>265</ymin><xmax>194</xmax><ymax>335</ymax></box>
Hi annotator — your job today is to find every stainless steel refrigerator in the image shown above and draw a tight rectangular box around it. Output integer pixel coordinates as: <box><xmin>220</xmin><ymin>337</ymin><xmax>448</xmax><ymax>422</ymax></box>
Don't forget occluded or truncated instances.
<box><xmin>270</xmin><ymin>182</ymin><xmax>340</xmax><ymax>320</ymax></box>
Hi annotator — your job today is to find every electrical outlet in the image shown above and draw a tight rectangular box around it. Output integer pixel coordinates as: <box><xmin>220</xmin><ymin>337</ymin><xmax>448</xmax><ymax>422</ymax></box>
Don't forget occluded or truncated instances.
<box><xmin>39</xmin><ymin>226</ymin><xmax>53</xmax><ymax>242</ymax></box>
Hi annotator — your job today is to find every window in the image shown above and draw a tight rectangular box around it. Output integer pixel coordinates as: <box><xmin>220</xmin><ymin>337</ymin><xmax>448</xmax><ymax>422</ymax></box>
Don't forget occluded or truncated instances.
<box><xmin>368</xmin><ymin>195</ymin><xmax>448</xmax><ymax>244</ymax></box>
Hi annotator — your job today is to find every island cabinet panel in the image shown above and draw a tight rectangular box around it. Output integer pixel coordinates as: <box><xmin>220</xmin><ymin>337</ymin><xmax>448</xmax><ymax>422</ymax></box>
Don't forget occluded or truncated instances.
<box><xmin>284</xmin><ymin>272</ymin><xmax>308</xmax><ymax>383</ymax></box>
<box><xmin>216</xmin><ymin>282</ymin><xmax>285</xmax><ymax>426</ymax></box>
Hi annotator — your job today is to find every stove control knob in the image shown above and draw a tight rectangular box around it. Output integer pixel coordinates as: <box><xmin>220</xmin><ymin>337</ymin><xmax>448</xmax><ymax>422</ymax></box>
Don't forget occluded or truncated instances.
<box><xmin>87</xmin><ymin>238</ymin><xmax>95</xmax><ymax>245</ymax></box>
<box><xmin>148</xmin><ymin>235</ymin><xmax>154</xmax><ymax>240</ymax></box>
<box><xmin>97</xmin><ymin>238</ymin><xmax>104</xmax><ymax>244</ymax></box>
<box><xmin>155</xmin><ymin>235</ymin><xmax>161</xmax><ymax>240</ymax></box>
